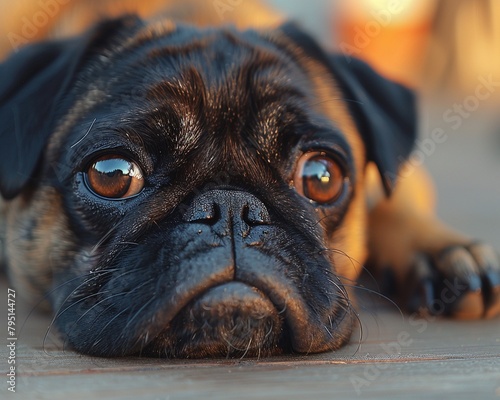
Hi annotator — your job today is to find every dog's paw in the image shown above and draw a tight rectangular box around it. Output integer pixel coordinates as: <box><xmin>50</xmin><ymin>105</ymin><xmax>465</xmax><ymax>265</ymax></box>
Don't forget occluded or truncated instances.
<box><xmin>405</xmin><ymin>243</ymin><xmax>500</xmax><ymax>319</ymax></box>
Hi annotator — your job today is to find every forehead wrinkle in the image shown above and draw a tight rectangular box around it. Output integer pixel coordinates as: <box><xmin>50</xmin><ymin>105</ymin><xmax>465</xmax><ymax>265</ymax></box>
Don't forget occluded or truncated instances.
<box><xmin>112</xmin><ymin>19</ymin><xmax>178</xmax><ymax>58</ymax></box>
<box><xmin>144</xmin><ymin>66</ymin><xmax>208</xmax><ymax>158</ymax></box>
<box><xmin>186</xmin><ymin>51</ymin><xmax>311</xmax><ymax>183</ymax></box>
<box><xmin>98</xmin><ymin>27</ymin><xmax>318</xmax><ymax>180</ymax></box>
<box><xmin>249</xmin><ymin>79</ymin><xmax>311</xmax><ymax>160</ymax></box>
<box><xmin>146</xmin><ymin>36</ymin><xmax>213</xmax><ymax>60</ymax></box>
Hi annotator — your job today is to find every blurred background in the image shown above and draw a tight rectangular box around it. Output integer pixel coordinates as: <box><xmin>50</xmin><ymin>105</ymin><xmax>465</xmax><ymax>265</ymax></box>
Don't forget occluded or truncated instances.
<box><xmin>1</xmin><ymin>0</ymin><xmax>499</xmax><ymax>246</ymax></box>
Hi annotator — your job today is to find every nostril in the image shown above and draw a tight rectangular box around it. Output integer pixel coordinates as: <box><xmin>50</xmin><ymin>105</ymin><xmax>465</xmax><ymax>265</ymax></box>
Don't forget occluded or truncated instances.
<box><xmin>243</xmin><ymin>197</ymin><xmax>271</xmax><ymax>226</ymax></box>
<box><xmin>182</xmin><ymin>190</ymin><xmax>271</xmax><ymax>228</ymax></box>
<box><xmin>183</xmin><ymin>200</ymin><xmax>220</xmax><ymax>224</ymax></box>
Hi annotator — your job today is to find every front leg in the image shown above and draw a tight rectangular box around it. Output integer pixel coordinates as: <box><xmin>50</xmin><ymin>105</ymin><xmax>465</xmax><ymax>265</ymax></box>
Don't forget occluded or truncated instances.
<box><xmin>366</xmin><ymin>163</ymin><xmax>500</xmax><ymax>319</ymax></box>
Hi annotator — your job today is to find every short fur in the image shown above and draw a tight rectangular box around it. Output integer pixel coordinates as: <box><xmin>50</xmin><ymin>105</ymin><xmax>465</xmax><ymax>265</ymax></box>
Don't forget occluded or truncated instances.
<box><xmin>0</xmin><ymin>1</ymin><xmax>499</xmax><ymax>358</ymax></box>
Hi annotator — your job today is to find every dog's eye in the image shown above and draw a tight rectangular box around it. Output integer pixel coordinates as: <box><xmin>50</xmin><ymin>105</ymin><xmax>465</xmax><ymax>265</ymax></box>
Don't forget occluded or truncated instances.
<box><xmin>293</xmin><ymin>152</ymin><xmax>344</xmax><ymax>204</ymax></box>
<box><xmin>86</xmin><ymin>155</ymin><xmax>144</xmax><ymax>199</ymax></box>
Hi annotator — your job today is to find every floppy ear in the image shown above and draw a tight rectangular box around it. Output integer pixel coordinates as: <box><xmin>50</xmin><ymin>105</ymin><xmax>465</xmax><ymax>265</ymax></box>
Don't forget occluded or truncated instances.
<box><xmin>278</xmin><ymin>23</ymin><xmax>417</xmax><ymax>195</ymax></box>
<box><xmin>0</xmin><ymin>16</ymin><xmax>142</xmax><ymax>200</ymax></box>
<box><xmin>326</xmin><ymin>55</ymin><xmax>417</xmax><ymax>195</ymax></box>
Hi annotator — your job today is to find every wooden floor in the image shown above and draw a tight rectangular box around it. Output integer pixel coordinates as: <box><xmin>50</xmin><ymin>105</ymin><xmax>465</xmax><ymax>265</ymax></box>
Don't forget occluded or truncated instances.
<box><xmin>1</xmin><ymin>106</ymin><xmax>500</xmax><ymax>399</ymax></box>
<box><xmin>2</xmin><ymin>277</ymin><xmax>499</xmax><ymax>400</ymax></box>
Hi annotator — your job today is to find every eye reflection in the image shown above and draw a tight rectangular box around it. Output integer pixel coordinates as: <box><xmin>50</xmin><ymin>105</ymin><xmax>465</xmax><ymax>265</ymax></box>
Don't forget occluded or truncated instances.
<box><xmin>294</xmin><ymin>152</ymin><xmax>344</xmax><ymax>204</ymax></box>
<box><xmin>86</xmin><ymin>155</ymin><xmax>144</xmax><ymax>199</ymax></box>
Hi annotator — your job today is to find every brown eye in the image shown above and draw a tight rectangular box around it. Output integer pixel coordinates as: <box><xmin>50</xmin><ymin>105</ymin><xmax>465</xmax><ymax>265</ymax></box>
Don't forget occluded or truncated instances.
<box><xmin>86</xmin><ymin>155</ymin><xmax>144</xmax><ymax>199</ymax></box>
<box><xmin>293</xmin><ymin>152</ymin><xmax>344</xmax><ymax>204</ymax></box>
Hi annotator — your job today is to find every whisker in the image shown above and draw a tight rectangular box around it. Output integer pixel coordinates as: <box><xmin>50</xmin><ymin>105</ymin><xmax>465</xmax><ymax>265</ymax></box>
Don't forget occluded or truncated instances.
<box><xmin>91</xmin><ymin>219</ymin><xmax>126</xmax><ymax>255</ymax></box>
<box><xmin>319</xmin><ymin>247</ymin><xmax>363</xmax><ymax>275</ymax></box>
<box><xmin>89</xmin><ymin>308</ymin><xmax>130</xmax><ymax>353</ymax></box>
<box><xmin>342</xmin><ymin>283</ymin><xmax>404</xmax><ymax>320</ymax></box>
<box><xmin>122</xmin><ymin>290</ymin><xmax>156</xmax><ymax>331</ymax></box>
<box><xmin>276</xmin><ymin>301</ymin><xmax>287</xmax><ymax>315</ymax></box>
<box><xmin>45</xmin><ymin>267</ymin><xmax>143</xmax><ymax>352</ymax></box>
<box><xmin>41</xmin><ymin>271</ymin><xmax>121</xmax><ymax>353</ymax></box>
<box><xmin>44</xmin><ymin>290</ymin><xmax>111</xmax><ymax>353</ymax></box>
<box><xmin>71</xmin><ymin>118</ymin><xmax>96</xmax><ymax>148</ymax></box>
<box><xmin>62</xmin><ymin>276</ymin><xmax>155</xmax><ymax>354</ymax></box>
<box><xmin>239</xmin><ymin>338</ymin><xmax>253</xmax><ymax>360</ymax></box>
<box><xmin>221</xmin><ymin>333</ymin><xmax>250</xmax><ymax>356</ymax></box>
<box><xmin>320</xmin><ymin>247</ymin><xmax>382</xmax><ymax>293</ymax></box>
<box><xmin>118</xmin><ymin>284</ymin><xmax>158</xmax><ymax>352</ymax></box>
<box><xmin>18</xmin><ymin>271</ymin><xmax>106</xmax><ymax>341</ymax></box>
<box><xmin>347</xmin><ymin>307</ymin><xmax>364</xmax><ymax>356</ymax></box>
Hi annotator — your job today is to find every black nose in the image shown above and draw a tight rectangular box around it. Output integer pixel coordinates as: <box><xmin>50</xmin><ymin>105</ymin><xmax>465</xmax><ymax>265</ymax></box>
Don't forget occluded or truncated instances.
<box><xmin>182</xmin><ymin>190</ymin><xmax>271</xmax><ymax>235</ymax></box>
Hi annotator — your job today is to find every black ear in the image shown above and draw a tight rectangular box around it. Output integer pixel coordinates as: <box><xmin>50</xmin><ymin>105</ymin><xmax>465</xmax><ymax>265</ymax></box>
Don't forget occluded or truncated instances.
<box><xmin>326</xmin><ymin>55</ymin><xmax>417</xmax><ymax>195</ymax></box>
<box><xmin>278</xmin><ymin>23</ymin><xmax>417</xmax><ymax>195</ymax></box>
<box><xmin>0</xmin><ymin>16</ymin><xmax>142</xmax><ymax>199</ymax></box>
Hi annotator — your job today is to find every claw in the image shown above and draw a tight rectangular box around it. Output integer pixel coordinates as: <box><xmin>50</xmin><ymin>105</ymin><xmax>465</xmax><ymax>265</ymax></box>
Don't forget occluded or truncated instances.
<box><xmin>405</xmin><ymin>255</ymin><xmax>435</xmax><ymax>315</ymax></box>
<box><xmin>468</xmin><ymin>243</ymin><xmax>500</xmax><ymax>318</ymax></box>
<box><xmin>380</xmin><ymin>242</ymin><xmax>500</xmax><ymax>320</ymax></box>
<box><xmin>484</xmin><ymin>286</ymin><xmax>500</xmax><ymax>318</ymax></box>
<box><xmin>435</xmin><ymin>247</ymin><xmax>482</xmax><ymax>291</ymax></box>
<box><xmin>435</xmin><ymin>246</ymin><xmax>485</xmax><ymax>318</ymax></box>
<box><xmin>449</xmin><ymin>292</ymin><xmax>484</xmax><ymax>319</ymax></box>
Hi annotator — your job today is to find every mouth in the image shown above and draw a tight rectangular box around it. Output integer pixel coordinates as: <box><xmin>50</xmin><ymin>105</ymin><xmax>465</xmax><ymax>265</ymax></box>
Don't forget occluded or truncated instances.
<box><xmin>54</xmin><ymin>257</ymin><xmax>353</xmax><ymax>358</ymax></box>
<box><xmin>142</xmin><ymin>282</ymin><xmax>286</xmax><ymax>358</ymax></box>
<box><xmin>138</xmin><ymin>270</ymin><xmax>353</xmax><ymax>358</ymax></box>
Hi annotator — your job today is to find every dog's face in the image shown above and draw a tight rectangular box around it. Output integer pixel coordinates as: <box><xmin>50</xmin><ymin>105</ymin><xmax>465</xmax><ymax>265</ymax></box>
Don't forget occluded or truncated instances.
<box><xmin>0</xmin><ymin>17</ymin><xmax>415</xmax><ymax>357</ymax></box>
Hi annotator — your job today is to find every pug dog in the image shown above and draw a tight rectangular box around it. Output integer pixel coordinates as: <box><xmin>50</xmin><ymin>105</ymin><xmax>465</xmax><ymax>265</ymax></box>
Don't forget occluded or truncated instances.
<box><xmin>0</xmin><ymin>1</ymin><xmax>499</xmax><ymax>358</ymax></box>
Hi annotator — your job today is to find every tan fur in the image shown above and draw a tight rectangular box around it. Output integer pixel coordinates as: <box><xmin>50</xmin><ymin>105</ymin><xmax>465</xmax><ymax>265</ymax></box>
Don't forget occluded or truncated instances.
<box><xmin>2</xmin><ymin>0</ymin><xmax>497</xmax><ymax>322</ymax></box>
<box><xmin>3</xmin><ymin>188</ymin><xmax>74</xmax><ymax>307</ymax></box>
<box><xmin>0</xmin><ymin>0</ymin><xmax>283</xmax><ymax>307</ymax></box>
<box><xmin>366</xmin><ymin>163</ymin><xmax>469</xmax><ymax>283</ymax></box>
<box><xmin>307</xmin><ymin>62</ymin><xmax>370</xmax><ymax>284</ymax></box>
<box><xmin>0</xmin><ymin>0</ymin><xmax>369</xmax><ymax>306</ymax></box>
<box><xmin>262</xmin><ymin>31</ymin><xmax>370</xmax><ymax>284</ymax></box>
<box><xmin>0</xmin><ymin>0</ymin><xmax>438</xmax><ymax>295</ymax></box>
<box><xmin>364</xmin><ymin>163</ymin><xmax>495</xmax><ymax>320</ymax></box>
